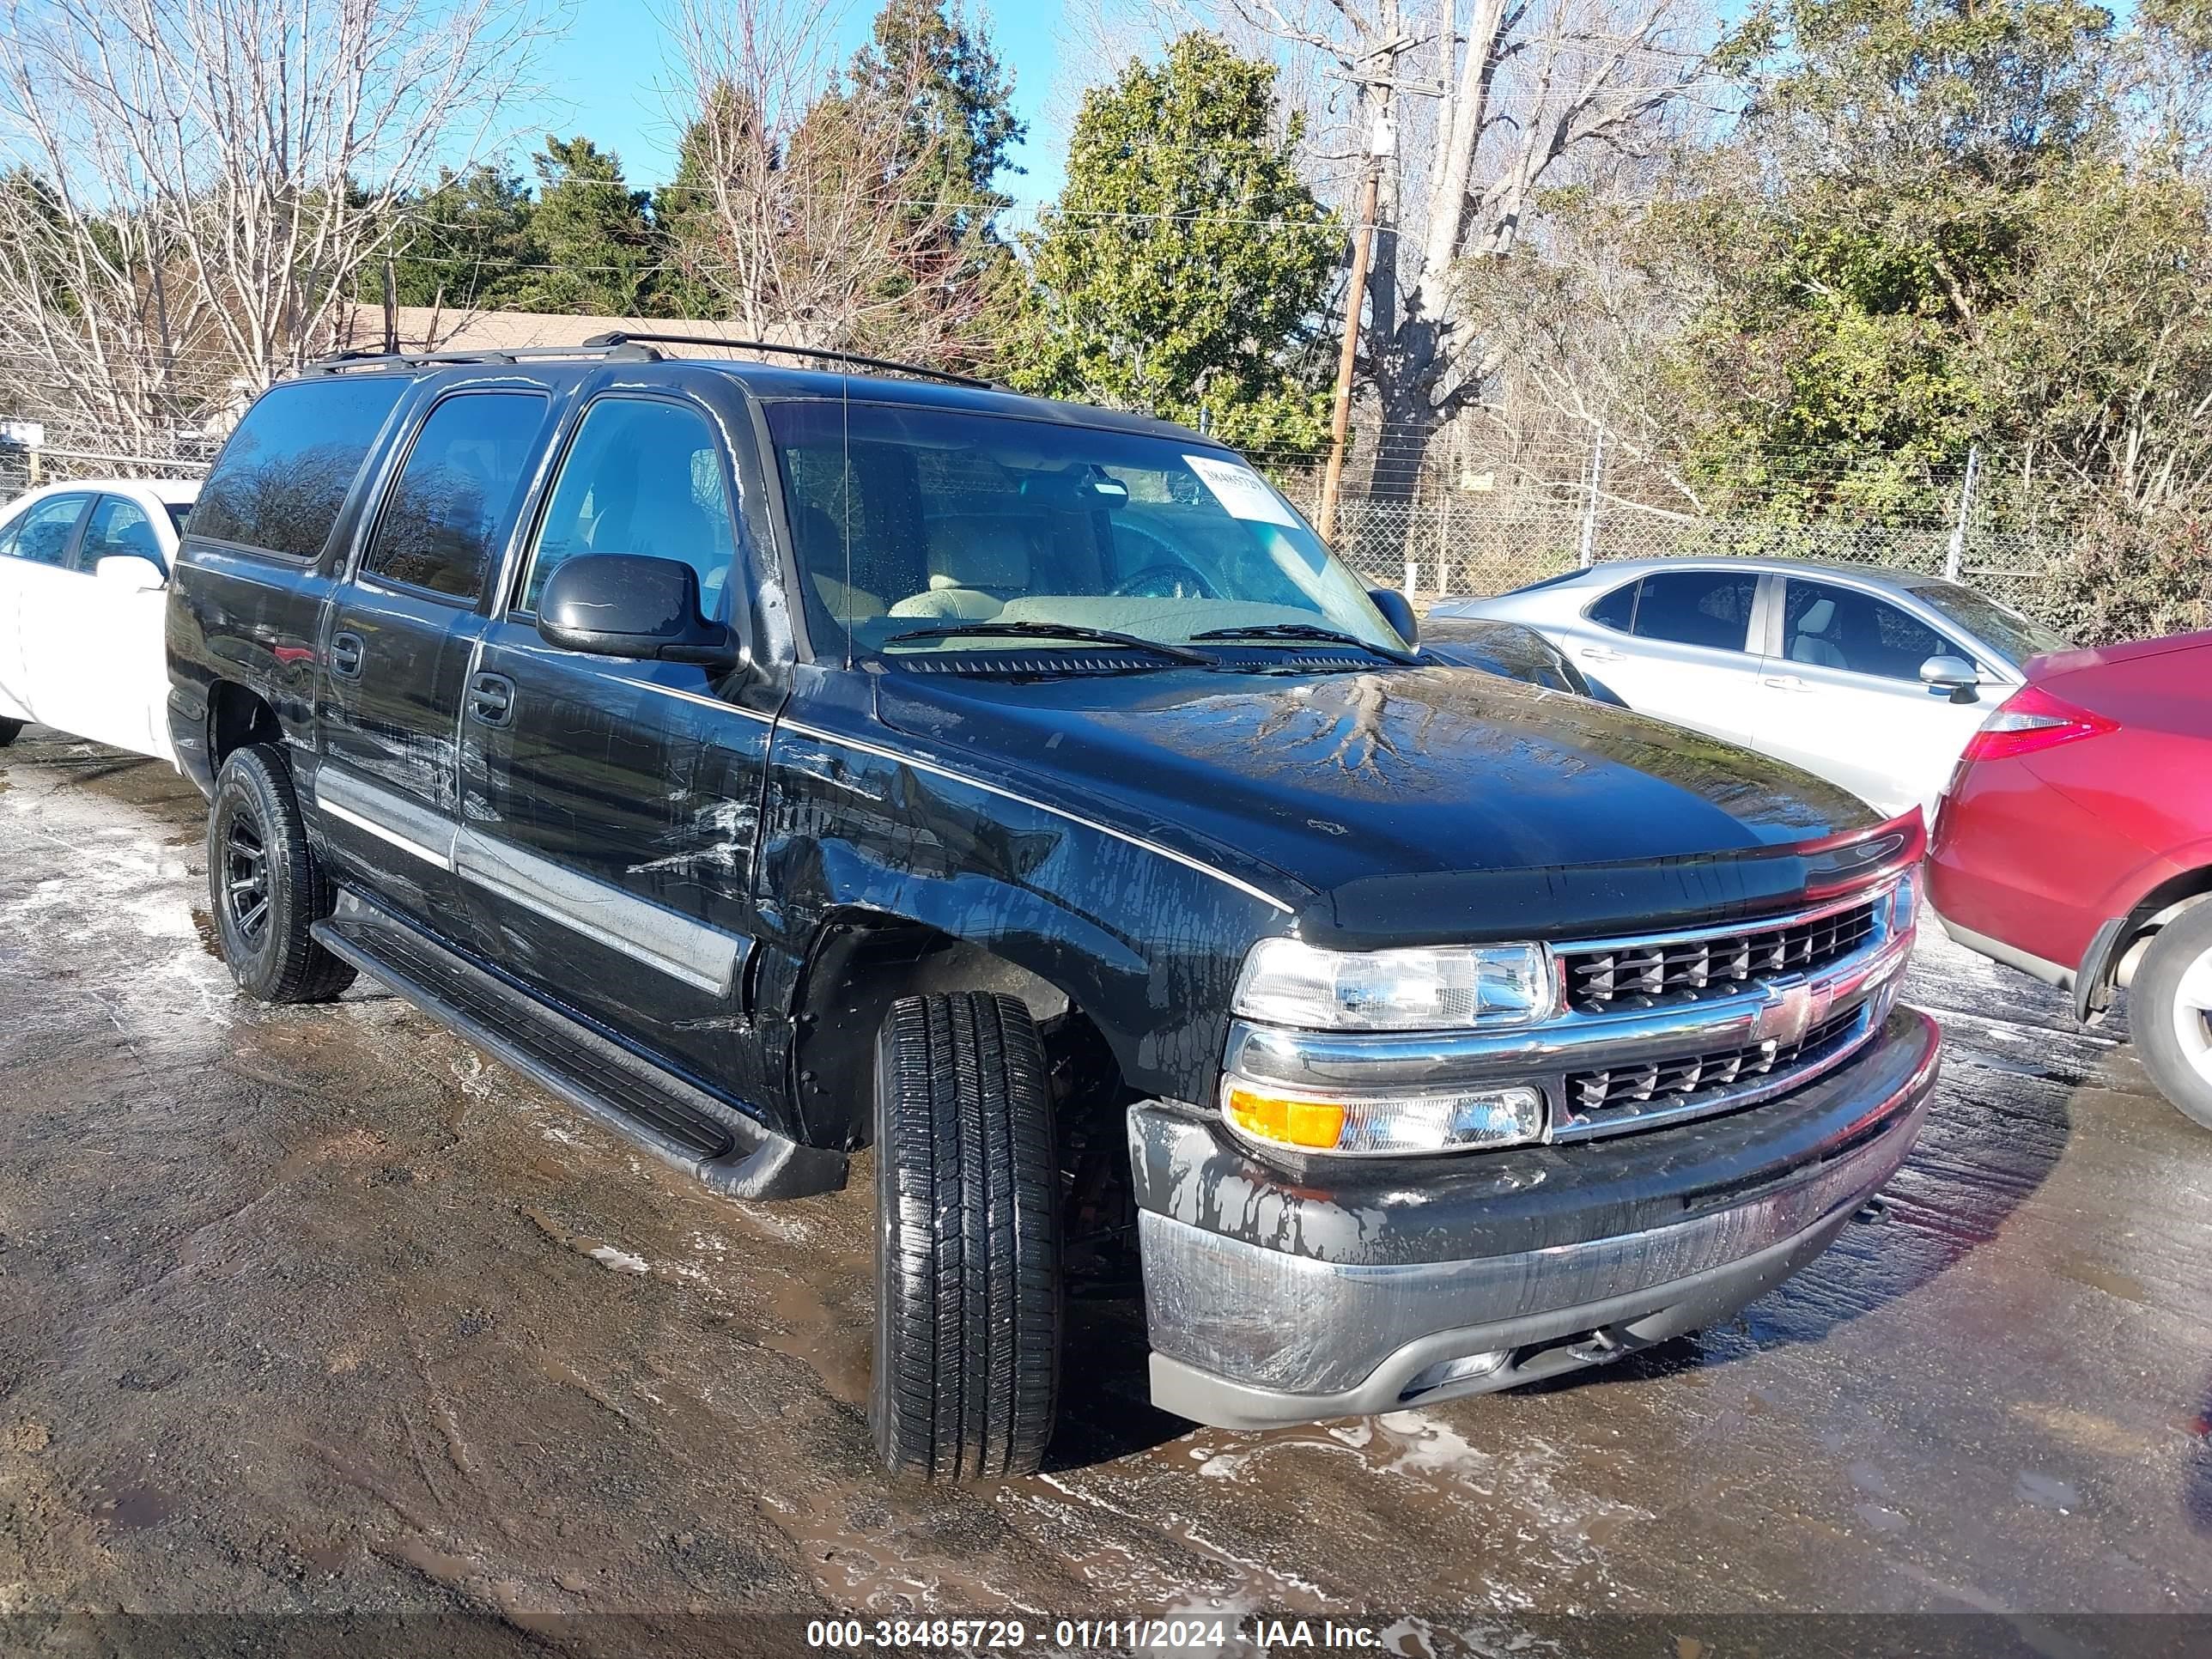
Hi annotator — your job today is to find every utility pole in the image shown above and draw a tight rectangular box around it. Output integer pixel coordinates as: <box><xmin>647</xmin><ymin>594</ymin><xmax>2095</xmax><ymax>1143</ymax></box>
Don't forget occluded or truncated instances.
<box><xmin>1316</xmin><ymin>79</ymin><xmax>1398</xmax><ymax>547</ymax></box>
<box><xmin>382</xmin><ymin>256</ymin><xmax>399</xmax><ymax>356</ymax></box>
<box><xmin>1944</xmin><ymin>444</ymin><xmax>1981</xmax><ymax>581</ymax></box>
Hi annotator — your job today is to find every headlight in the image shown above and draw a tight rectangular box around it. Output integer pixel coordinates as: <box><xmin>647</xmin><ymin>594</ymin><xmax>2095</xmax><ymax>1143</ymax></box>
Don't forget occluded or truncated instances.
<box><xmin>1223</xmin><ymin>1077</ymin><xmax>1546</xmax><ymax>1156</ymax></box>
<box><xmin>1231</xmin><ymin>939</ymin><xmax>1554</xmax><ymax>1031</ymax></box>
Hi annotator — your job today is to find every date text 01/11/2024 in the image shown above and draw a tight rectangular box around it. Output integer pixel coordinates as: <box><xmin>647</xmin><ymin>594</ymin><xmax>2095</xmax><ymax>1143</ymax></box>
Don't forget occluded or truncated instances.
<box><xmin>803</xmin><ymin>1618</ymin><xmax>1389</xmax><ymax>1650</ymax></box>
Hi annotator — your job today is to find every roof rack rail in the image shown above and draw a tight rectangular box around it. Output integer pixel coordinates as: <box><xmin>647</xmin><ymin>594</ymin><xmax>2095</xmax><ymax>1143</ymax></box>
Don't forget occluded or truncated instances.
<box><xmin>304</xmin><ymin>340</ymin><xmax>661</xmax><ymax>374</ymax></box>
<box><xmin>578</xmin><ymin>331</ymin><xmax>998</xmax><ymax>391</ymax></box>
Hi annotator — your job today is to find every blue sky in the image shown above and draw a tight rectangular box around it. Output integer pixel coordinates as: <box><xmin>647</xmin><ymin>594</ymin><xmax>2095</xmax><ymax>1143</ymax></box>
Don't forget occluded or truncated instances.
<box><xmin>521</xmin><ymin>0</ymin><xmax>1069</xmax><ymax>204</ymax></box>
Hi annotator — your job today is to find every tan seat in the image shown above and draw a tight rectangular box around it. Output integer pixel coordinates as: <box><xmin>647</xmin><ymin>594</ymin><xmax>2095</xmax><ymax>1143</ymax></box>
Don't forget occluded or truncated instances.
<box><xmin>887</xmin><ymin>523</ymin><xmax>1033</xmax><ymax>619</ymax></box>
<box><xmin>812</xmin><ymin>571</ymin><xmax>885</xmax><ymax>624</ymax></box>
<box><xmin>790</xmin><ymin>504</ymin><xmax>884</xmax><ymax>625</ymax></box>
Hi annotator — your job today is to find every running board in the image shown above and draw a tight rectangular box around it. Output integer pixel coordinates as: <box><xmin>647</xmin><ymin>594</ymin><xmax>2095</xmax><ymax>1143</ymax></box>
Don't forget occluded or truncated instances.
<box><xmin>313</xmin><ymin>889</ymin><xmax>846</xmax><ymax>1200</ymax></box>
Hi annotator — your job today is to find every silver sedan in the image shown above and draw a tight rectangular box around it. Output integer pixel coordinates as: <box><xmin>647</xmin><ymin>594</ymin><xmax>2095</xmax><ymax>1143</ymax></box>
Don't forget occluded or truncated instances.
<box><xmin>1431</xmin><ymin>557</ymin><xmax>2072</xmax><ymax>822</ymax></box>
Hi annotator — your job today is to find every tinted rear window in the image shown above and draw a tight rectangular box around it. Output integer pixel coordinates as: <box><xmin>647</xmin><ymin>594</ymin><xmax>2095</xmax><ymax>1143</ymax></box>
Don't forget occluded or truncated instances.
<box><xmin>1587</xmin><ymin>580</ymin><xmax>1638</xmax><ymax>631</ymax></box>
<box><xmin>362</xmin><ymin>392</ymin><xmax>547</xmax><ymax>600</ymax></box>
<box><xmin>192</xmin><ymin>378</ymin><xmax>410</xmax><ymax>559</ymax></box>
<box><xmin>1632</xmin><ymin>570</ymin><xmax>1758</xmax><ymax>652</ymax></box>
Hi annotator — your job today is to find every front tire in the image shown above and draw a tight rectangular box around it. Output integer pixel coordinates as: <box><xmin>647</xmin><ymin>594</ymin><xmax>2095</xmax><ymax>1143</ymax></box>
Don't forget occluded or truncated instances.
<box><xmin>872</xmin><ymin>992</ymin><xmax>1061</xmax><ymax>1480</ymax></box>
<box><xmin>207</xmin><ymin>744</ymin><xmax>356</xmax><ymax>1004</ymax></box>
<box><xmin>2133</xmin><ymin>901</ymin><xmax>2212</xmax><ymax>1131</ymax></box>
<box><xmin>0</xmin><ymin>717</ymin><xmax>21</xmax><ymax>748</ymax></box>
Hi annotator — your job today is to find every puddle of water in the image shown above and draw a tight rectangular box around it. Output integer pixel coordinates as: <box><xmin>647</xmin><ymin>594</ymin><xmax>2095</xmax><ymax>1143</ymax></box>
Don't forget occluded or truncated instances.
<box><xmin>750</xmin><ymin>1268</ymin><xmax>872</xmax><ymax>1405</ymax></box>
<box><xmin>2052</xmin><ymin>1260</ymin><xmax>2148</xmax><ymax>1305</ymax></box>
<box><xmin>2016</xmin><ymin>1470</ymin><xmax>2082</xmax><ymax>1512</ymax></box>
<box><xmin>1856</xmin><ymin>1502</ymin><xmax>1909</xmax><ymax>1534</ymax></box>
<box><xmin>87</xmin><ymin>1480</ymin><xmax>176</xmax><ymax>1532</ymax></box>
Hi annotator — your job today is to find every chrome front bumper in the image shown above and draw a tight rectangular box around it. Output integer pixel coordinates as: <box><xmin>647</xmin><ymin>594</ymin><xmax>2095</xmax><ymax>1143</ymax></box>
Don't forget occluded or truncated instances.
<box><xmin>1133</xmin><ymin>1006</ymin><xmax>1940</xmax><ymax>1431</ymax></box>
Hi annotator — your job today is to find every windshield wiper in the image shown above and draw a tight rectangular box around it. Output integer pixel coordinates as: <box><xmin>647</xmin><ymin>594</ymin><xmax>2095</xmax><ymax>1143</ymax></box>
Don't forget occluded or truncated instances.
<box><xmin>880</xmin><ymin>621</ymin><xmax>1212</xmax><ymax>665</ymax></box>
<box><xmin>1189</xmin><ymin>623</ymin><xmax>1418</xmax><ymax>664</ymax></box>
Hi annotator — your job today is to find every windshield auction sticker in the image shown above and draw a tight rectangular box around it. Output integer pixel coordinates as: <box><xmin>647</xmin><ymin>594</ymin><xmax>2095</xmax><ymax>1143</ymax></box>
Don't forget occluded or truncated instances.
<box><xmin>1184</xmin><ymin>454</ymin><xmax>1299</xmax><ymax>526</ymax></box>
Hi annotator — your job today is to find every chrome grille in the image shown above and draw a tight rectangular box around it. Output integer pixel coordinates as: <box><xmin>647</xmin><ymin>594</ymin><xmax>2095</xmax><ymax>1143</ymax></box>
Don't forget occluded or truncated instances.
<box><xmin>1565</xmin><ymin>1005</ymin><xmax>1867</xmax><ymax>1119</ymax></box>
<box><xmin>1561</xmin><ymin>898</ymin><xmax>1881</xmax><ymax>1014</ymax></box>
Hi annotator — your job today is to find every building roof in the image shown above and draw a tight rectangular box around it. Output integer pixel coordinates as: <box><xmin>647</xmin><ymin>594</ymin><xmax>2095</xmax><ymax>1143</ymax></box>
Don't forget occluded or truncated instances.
<box><xmin>331</xmin><ymin>303</ymin><xmax>778</xmax><ymax>357</ymax></box>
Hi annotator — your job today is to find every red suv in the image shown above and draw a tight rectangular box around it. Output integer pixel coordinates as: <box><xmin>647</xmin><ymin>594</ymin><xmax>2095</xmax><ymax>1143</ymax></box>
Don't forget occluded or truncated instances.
<box><xmin>1928</xmin><ymin>629</ymin><xmax>2212</xmax><ymax>1128</ymax></box>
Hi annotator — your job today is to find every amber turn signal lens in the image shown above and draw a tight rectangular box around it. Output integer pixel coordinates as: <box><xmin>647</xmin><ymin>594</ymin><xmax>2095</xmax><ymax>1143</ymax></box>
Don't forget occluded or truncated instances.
<box><xmin>1219</xmin><ymin>1073</ymin><xmax>1547</xmax><ymax>1155</ymax></box>
<box><xmin>1224</xmin><ymin>1085</ymin><xmax>1348</xmax><ymax>1151</ymax></box>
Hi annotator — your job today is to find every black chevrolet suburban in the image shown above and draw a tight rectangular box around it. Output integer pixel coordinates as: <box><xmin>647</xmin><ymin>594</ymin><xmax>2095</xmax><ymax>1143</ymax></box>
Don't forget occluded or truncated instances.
<box><xmin>166</xmin><ymin>336</ymin><xmax>1939</xmax><ymax>1481</ymax></box>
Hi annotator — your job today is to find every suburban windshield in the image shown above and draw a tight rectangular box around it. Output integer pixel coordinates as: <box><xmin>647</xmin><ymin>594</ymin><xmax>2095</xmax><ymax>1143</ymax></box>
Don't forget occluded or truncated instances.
<box><xmin>765</xmin><ymin>401</ymin><xmax>1402</xmax><ymax>659</ymax></box>
<box><xmin>1913</xmin><ymin>580</ymin><xmax>2071</xmax><ymax>665</ymax></box>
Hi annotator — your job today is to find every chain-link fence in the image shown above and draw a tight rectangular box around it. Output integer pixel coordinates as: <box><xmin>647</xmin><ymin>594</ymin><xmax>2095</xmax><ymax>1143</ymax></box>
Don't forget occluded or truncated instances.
<box><xmin>1323</xmin><ymin>491</ymin><xmax>2071</xmax><ymax>624</ymax></box>
<box><xmin>0</xmin><ymin>439</ymin><xmax>212</xmax><ymax>500</ymax></box>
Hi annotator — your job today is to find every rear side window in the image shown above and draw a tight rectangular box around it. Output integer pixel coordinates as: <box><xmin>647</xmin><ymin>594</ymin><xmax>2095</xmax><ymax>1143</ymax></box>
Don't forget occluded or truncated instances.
<box><xmin>1631</xmin><ymin>570</ymin><xmax>1759</xmax><ymax>653</ymax></box>
<box><xmin>361</xmin><ymin>392</ymin><xmax>548</xmax><ymax>600</ymax></box>
<box><xmin>193</xmin><ymin>377</ymin><xmax>410</xmax><ymax>559</ymax></box>
<box><xmin>1586</xmin><ymin>580</ymin><xmax>1638</xmax><ymax>632</ymax></box>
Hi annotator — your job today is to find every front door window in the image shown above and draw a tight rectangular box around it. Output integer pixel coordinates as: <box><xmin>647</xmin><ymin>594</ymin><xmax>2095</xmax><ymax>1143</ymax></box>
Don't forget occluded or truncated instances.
<box><xmin>520</xmin><ymin>399</ymin><xmax>735</xmax><ymax>619</ymax></box>
<box><xmin>1781</xmin><ymin>580</ymin><xmax>1956</xmax><ymax>681</ymax></box>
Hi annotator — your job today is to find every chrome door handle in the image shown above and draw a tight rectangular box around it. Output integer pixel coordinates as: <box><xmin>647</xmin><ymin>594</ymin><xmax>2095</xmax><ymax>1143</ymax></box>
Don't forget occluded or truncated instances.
<box><xmin>1578</xmin><ymin>647</ymin><xmax>1624</xmax><ymax>663</ymax></box>
<box><xmin>1760</xmin><ymin>674</ymin><xmax>1809</xmax><ymax>691</ymax></box>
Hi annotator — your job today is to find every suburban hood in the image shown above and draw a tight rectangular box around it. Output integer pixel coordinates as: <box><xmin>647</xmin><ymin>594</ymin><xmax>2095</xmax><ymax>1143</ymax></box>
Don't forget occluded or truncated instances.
<box><xmin>874</xmin><ymin>665</ymin><xmax>1889</xmax><ymax>945</ymax></box>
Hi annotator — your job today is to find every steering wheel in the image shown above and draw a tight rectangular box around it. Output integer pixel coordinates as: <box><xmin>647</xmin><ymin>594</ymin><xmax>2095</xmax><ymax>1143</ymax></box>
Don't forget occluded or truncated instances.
<box><xmin>1111</xmin><ymin>562</ymin><xmax>1220</xmax><ymax>600</ymax></box>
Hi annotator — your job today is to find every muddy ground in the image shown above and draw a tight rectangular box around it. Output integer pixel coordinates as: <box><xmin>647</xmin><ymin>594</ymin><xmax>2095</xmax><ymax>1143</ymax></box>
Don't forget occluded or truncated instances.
<box><xmin>1</xmin><ymin>728</ymin><xmax>2209</xmax><ymax>1656</ymax></box>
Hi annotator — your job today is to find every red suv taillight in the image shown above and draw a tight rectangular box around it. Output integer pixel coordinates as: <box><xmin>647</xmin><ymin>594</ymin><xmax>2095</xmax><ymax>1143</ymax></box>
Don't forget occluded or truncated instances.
<box><xmin>1960</xmin><ymin>684</ymin><xmax>2118</xmax><ymax>763</ymax></box>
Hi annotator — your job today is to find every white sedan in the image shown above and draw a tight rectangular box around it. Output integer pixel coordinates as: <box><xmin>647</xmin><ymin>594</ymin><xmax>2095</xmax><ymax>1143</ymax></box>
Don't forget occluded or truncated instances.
<box><xmin>0</xmin><ymin>477</ymin><xmax>198</xmax><ymax>764</ymax></box>
<box><xmin>1432</xmin><ymin>556</ymin><xmax>2072</xmax><ymax>823</ymax></box>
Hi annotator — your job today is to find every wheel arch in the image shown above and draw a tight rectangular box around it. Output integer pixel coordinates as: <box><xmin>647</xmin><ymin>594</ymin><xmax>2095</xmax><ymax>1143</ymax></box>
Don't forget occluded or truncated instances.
<box><xmin>2077</xmin><ymin>854</ymin><xmax>2212</xmax><ymax>1022</ymax></box>
<box><xmin>206</xmin><ymin>679</ymin><xmax>283</xmax><ymax>774</ymax></box>
<box><xmin>787</xmin><ymin>896</ymin><xmax>1148</xmax><ymax>1154</ymax></box>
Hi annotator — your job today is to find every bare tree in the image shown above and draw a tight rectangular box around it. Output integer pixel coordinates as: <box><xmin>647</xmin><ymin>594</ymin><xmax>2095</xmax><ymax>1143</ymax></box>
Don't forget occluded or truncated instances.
<box><xmin>1455</xmin><ymin>161</ymin><xmax>1716</xmax><ymax>512</ymax></box>
<box><xmin>659</xmin><ymin>0</ymin><xmax>1002</xmax><ymax>363</ymax></box>
<box><xmin>0</xmin><ymin>0</ymin><xmax>545</xmax><ymax>456</ymax></box>
<box><xmin>1184</xmin><ymin>0</ymin><xmax>1719</xmax><ymax>513</ymax></box>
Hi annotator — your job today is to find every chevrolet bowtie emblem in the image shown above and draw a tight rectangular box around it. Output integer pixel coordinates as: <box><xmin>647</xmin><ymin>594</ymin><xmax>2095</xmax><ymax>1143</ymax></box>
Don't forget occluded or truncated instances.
<box><xmin>1753</xmin><ymin>981</ymin><xmax>1832</xmax><ymax>1047</ymax></box>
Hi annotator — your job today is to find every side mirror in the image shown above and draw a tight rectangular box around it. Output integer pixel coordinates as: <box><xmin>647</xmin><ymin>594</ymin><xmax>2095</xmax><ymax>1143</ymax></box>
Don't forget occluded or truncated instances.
<box><xmin>1919</xmin><ymin>653</ymin><xmax>1979</xmax><ymax>691</ymax></box>
<box><xmin>1368</xmin><ymin>587</ymin><xmax>1419</xmax><ymax>649</ymax></box>
<box><xmin>537</xmin><ymin>554</ymin><xmax>737</xmax><ymax>670</ymax></box>
<box><xmin>95</xmin><ymin>553</ymin><xmax>166</xmax><ymax>592</ymax></box>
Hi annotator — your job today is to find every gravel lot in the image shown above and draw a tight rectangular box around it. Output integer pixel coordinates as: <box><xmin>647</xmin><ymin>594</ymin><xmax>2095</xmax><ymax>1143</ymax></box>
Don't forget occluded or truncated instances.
<box><xmin>2</xmin><ymin>728</ymin><xmax>2209</xmax><ymax>1654</ymax></box>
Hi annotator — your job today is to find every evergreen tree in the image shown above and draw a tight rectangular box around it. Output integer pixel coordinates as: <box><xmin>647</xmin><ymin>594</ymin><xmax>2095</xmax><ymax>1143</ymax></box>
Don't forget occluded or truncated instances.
<box><xmin>848</xmin><ymin>0</ymin><xmax>1024</xmax><ymax>232</ymax></box>
<box><xmin>517</xmin><ymin>135</ymin><xmax>662</xmax><ymax>316</ymax></box>
<box><xmin>1004</xmin><ymin>34</ymin><xmax>1337</xmax><ymax>456</ymax></box>
<box><xmin>380</xmin><ymin>163</ymin><xmax>538</xmax><ymax>313</ymax></box>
